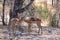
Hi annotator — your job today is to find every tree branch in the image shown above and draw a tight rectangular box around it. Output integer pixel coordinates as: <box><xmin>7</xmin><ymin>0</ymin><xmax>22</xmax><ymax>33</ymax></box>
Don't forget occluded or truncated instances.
<box><xmin>18</xmin><ymin>0</ymin><xmax>34</xmax><ymax>13</ymax></box>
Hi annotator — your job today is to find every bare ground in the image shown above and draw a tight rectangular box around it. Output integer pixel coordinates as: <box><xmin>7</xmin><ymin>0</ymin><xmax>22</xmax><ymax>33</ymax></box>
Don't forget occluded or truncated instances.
<box><xmin>0</xmin><ymin>25</ymin><xmax>60</xmax><ymax>40</ymax></box>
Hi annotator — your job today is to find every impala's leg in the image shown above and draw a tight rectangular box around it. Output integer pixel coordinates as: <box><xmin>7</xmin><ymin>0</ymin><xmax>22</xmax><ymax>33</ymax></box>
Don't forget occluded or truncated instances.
<box><xmin>11</xmin><ymin>27</ymin><xmax>14</xmax><ymax>34</ymax></box>
<box><xmin>37</xmin><ymin>21</ymin><xmax>40</xmax><ymax>34</ymax></box>
<box><xmin>28</xmin><ymin>22</ymin><xmax>31</xmax><ymax>34</ymax></box>
<box><xmin>12</xmin><ymin>21</ymin><xmax>16</xmax><ymax>37</ymax></box>
<box><xmin>39</xmin><ymin>21</ymin><xmax>42</xmax><ymax>35</ymax></box>
<box><xmin>37</xmin><ymin>21</ymin><xmax>42</xmax><ymax>35</ymax></box>
<box><xmin>9</xmin><ymin>24</ymin><xmax>14</xmax><ymax>40</ymax></box>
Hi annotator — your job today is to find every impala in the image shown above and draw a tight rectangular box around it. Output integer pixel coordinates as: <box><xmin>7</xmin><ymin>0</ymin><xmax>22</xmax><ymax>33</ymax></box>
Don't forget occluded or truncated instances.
<box><xmin>24</xmin><ymin>17</ymin><xmax>42</xmax><ymax>34</ymax></box>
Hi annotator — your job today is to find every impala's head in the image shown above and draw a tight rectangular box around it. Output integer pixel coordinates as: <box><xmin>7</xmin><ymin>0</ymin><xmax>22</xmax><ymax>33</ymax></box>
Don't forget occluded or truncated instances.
<box><xmin>11</xmin><ymin>18</ymin><xmax>20</xmax><ymax>25</ymax></box>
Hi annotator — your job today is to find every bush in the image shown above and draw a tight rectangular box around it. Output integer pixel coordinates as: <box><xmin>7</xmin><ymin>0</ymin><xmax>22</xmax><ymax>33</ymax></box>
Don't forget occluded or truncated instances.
<box><xmin>35</xmin><ymin>6</ymin><xmax>49</xmax><ymax>19</ymax></box>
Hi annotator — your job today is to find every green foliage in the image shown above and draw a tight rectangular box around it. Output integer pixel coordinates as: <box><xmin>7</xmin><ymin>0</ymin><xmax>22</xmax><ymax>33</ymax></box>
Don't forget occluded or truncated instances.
<box><xmin>50</xmin><ymin>14</ymin><xmax>59</xmax><ymax>27</ymax></box>
<box><xmin>35</xmin><ymin>6</ymin><xmax>49</xmax><ymax>19</ymax></box>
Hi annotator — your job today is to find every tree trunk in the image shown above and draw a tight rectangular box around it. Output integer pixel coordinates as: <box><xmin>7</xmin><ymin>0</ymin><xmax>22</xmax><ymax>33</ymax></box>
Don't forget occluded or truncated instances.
<box><xmin>2</xmin><ymin>0</ymin><xmax>6</xmax><ymax>25</ymax></box>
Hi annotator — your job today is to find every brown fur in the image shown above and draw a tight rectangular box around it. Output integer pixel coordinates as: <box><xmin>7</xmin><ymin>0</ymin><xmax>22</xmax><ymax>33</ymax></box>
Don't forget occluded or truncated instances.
<box><xmin>10</xmin><ymin>17</ymin><xmax>42</xmax><ymax>34</ymax></box>
<box><xmin>24</xmin><ymin>17</ymin><xmax>42</xmax><ymax>34</ymax></box>
<box><xmin>10</xmin><ymin>18</ymin><xmax>20</xmax><ymax>33</ymax></box>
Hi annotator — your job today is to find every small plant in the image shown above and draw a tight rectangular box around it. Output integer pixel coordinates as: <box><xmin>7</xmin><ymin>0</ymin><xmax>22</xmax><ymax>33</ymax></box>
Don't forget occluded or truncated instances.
<box><xmin>50</xmin><ymin>14</ymin><xmax>59</xmax><ymax>27</ymax></box>
<box><xmin>35</xmin><ymin>6</ymin><xmax>50</xmax><ymax>20</ymax></box>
